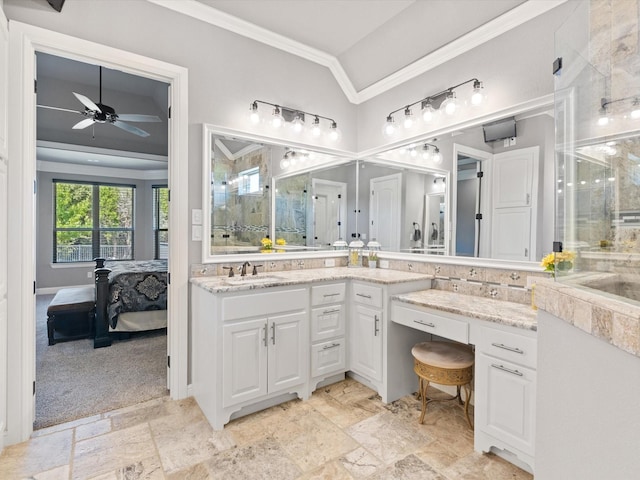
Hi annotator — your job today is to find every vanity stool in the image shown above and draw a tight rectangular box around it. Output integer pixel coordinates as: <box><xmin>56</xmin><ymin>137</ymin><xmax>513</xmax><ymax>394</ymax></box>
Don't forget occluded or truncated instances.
<box><xmin>411</xmin><ymin>341</ymin><xmax>474</xmax><ymax>429</ymax></box>
<box><xmin>47</xmin><ymin>286</ymin><xmax>95</xmax><ymax>345</ymax></box>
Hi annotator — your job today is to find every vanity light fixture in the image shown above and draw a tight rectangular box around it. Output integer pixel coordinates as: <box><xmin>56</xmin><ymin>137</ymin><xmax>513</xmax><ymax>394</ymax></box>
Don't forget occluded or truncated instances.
<box><xmin>598</xmin><ymin>95</ymin><xmax>640</xmax><ymax>126</ymax></box>
<box><xmin>383</xmin><ymin>77</ymin><xmax>485</xmax><ymax>137</ymax></box>
<box><xmin>421</xmin><ymin>142</ymin><xmax>442</xmax><ymax>164</ymax></box>
<box><xmin>248</xmin><ymin>100</ymin><xmax>340</xmax><ymax>141</ymax></box>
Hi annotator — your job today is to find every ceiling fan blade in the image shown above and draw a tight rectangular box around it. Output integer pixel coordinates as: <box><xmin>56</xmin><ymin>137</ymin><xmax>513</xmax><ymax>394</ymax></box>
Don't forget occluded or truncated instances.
<box><xmin>72</xmin><ymin>118</ymin><xmax>95</xmax><ymax>130</ymax></box>
<box><xmin>116</xmin><ymin>114</ymin><xmax>162</xmax><ymax>123</ymax></box>
<box><xmin>37</xmin><ymin>104</ymin><xmax>83</xmax><ymax>115</ymax></box>
<box><xmin>73</xmin><ymin>92</ymin><xmax>101</xmax><ymax>112</ymax></box>
<box><xmin>112</xmin><ymin>120</ymin><xmax>150</xmax><ymax>137</ymax></box>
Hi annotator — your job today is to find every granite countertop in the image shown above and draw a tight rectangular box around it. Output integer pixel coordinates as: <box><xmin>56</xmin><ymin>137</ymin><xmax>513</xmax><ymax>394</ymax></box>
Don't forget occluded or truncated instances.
<box><xmin>190</xmin><ymin>267</ymin><xmax>431</xmax><ymax>294</ymax></box>
<box><xmin>392</xmin><ymin>289</ymin><xmax>538</xmax><ymax>331</ymax></box>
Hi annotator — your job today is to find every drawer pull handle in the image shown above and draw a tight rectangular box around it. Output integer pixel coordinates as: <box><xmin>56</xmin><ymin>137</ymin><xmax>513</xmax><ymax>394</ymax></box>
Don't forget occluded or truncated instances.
<box><xmin>322</xmin><ymin>308</ymin><xmax>340</xmax><ymax>315</ymax></box>
<box><xmin>491</xmin><ymin>342</ymin><xmax>524</xmax><ymax>354</ymax></box>
<box><xmin>323</xmin><ymin>343</ymin><xmax>340</xmax><ymax>350</ymax></box>
<box><xmin>323</xmin><ymin>293</ymin><xmax>340</xmax><ymax>298</ymax></box>
<box><xmin>356</xmin><ymin>293</ymin><xmax>372</xmax><ymax>299</ymax></box>
<box><xmin>491</xmin><ymin>363</ymin><xmax>523</xmax><ymax>376</ymax></box>
<box><xmin>263</xmin><ymin>323</ymin><xmax>268</xmax><ymax>347</ymax></box>
<box><xmin>414</xmin><ymin>320</ymin><xmax>436</xmax><ymax>328</ymax></box>
<box><xmin>271</xmin><ymin>322</ymin><xmax>276</xmax><ymax>345</ymax></box>
<box><xmin>374</xmin><ymin>315</ymin><xmax>380</xmax><ymax>336</ymax></box>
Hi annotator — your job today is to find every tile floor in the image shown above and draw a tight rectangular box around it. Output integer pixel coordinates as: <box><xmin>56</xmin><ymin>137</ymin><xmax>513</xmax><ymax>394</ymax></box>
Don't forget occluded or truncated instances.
<box><xmin>0</xmin><ymin>378</ymin><xmax>533</xmax><ymax>479</ymax></box>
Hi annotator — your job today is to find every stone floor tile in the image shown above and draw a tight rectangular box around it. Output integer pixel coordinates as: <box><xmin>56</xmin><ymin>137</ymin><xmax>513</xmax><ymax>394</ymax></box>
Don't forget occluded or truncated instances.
<box><xmin>339</xmin><ymin>447</ymin><xmax>383</xmax><ymax>478</ymax></box>
<box><xmin>442</xmin><ymin>451</ymin><xmax>533</xmax><ymax>480</ymax></box>
<box><xmin>0</xmin><ymin>429</ymin><xmax>72</xmax><ymax>478</ymax></box>
<box><xmin>296</xmin><ymin>460</ymin><xmax>354</xmax><ymax>479</ymax></box>
<box><xmin>367</xmin><ymin>454</ymin><xmax>447</xmax><ymax>480</ymax></box>
<box><xmin>32</xmin><ymin>464</ymin><xmax>70</xmax><ymax>480</ymax></box>
<box><xmin>75</xmin><ymin>418</ymin><xmax>112</xmax><ymax>441</ymax></box>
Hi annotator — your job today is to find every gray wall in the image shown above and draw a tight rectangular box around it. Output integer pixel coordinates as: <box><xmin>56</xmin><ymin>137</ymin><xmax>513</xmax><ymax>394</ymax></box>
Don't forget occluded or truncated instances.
<box><xmin>36</xmin><ymin>170</ymin><xmax>163</xmax><ymax>289</ymax></box>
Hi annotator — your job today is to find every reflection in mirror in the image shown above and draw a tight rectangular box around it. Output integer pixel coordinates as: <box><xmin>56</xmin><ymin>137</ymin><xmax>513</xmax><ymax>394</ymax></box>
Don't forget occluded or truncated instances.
<box><xmin>359</xmin><ymin>159</ymin><xmax>449</xmax><ymax>255</ymax></box>
<box><xmin>274</xmin><ymin>164</ymin><xmax>351</xmax><ymax>249</ymax></box>
<box><xmin>210</xmin><ymin>136</ymin><xmax>271</xmax><ymax>254</ymax></box>
<box><xmin>456</xmin><ymin>151</ymin><xmax>484</xmax><ymax>257</ymax></box>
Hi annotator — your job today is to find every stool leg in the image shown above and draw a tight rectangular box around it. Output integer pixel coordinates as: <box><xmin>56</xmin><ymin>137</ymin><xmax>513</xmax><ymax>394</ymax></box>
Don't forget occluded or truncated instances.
<box><xmin>418</xmin><ymin>377</ymin><xmax>429</xmax><ymax>424</ymax></box>
<box><xmin>463</xmin><ymin>383</ymin><xmax>473</xmax><ymax>430</ymax></box>
<box><xmin>455</xmin><ymin>385</ymin><xmax>463</xmax><ymax>405</ymax></box>
<box><xmin>47</xmin><ymin>314</ymin><xmax>55</xmax><ymax>346</ymax></box>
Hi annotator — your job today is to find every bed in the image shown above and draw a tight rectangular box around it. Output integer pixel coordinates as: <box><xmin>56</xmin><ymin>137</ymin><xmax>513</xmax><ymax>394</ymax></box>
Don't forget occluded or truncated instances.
<box><xmin>94</xmin><ymin>258</ymin><xmax>168</xmax><ymax>348</ymax></box>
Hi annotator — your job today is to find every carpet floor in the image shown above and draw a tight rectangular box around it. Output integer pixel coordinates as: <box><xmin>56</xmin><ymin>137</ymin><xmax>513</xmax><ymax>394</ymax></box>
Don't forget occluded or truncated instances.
<box><xmin>35</xmin><ymin>294</ymin><xmax>168</xmax><ymax>430</ymax></box>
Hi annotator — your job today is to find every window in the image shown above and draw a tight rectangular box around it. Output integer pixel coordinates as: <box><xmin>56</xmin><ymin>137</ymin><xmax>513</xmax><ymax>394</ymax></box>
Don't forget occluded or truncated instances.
<box><xmin>53</xmin><ymin>181</ymin><xmax>135</xmax><ymax>263</ymax></box>
<box><xmin>237</xmin><ymin>167</ymin><xmax>261</xmax><ymax>195</ymax></box>
<box><xmin>153</xmin><ymin>185</ymin><xmax>169</xmax><ymax>259</ymax></box>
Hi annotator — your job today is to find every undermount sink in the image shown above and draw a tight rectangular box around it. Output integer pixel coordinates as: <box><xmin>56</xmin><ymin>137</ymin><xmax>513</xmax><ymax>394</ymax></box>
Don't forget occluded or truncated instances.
<box><xmin>223</xmin><ymin>275</ymin><xmax>284</xmax><ymax>285</ymax></box>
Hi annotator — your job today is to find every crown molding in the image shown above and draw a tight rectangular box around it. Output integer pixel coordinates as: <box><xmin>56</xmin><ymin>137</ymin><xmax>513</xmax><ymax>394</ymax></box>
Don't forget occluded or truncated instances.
<box><xmin>37</xmin><ymin>159</ymin><xmax>168</xmax><ymax>180</ymax></box>
<box><xmin>148</xmin><ymin>0</ymin><xmax>566</xmax><ymax>105</ymax></box>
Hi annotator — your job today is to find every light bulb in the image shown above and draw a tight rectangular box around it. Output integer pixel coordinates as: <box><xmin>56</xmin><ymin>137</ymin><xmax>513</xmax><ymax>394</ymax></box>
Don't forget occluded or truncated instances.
<box><xmin>421</xmin><ymin>146</ymin><xmax>430</xmax><ymax>161</ymax></box>
<box><xmin>289</xmin><ymin>153</ymin><xmax>297</xmax><ymax>166</ymax></box>
<box><xmin>422</xmin><ymin>101</ymin><xmax>436</xmax><ymax>122</ymax></box>
<box><xmin>249</xmin><ymin>102</ymin><xmax>260</xmax><ymax>124</ymax></box>
<box><xmin>471</xmin><ymin>80</ymin><xmax>484</xmax><ymax>106</ymax></box>
<box><xmin>631</xmin><ymin>99</ymin><xmax>640</xmax><ymax>119</ymax></box>
<box><xmin>328</xmin><ymin>122</ymin><xmax>341</xmax><ymax>142</ymax></box>
<box><xmin>597</xmin><ymin>107</ymin><xmax>609</xmax><ymax>126</ymax></box>
<box><xmin>382</xmin><ymin>115</ymin><xmax>396</xmax><ymax>137</ymax></box>
<box><xmin>280</xmin><ymin>157</ymin><xmax>289</xmax><ymax>169</ymax></box>
<box><xmin>441</xmin><ymin>91</ymin><xmax>457</xmax><ymax>116</ymax></box>
<box><xmin>410</xmin><ymin>148</ymin><xmax>417</xmax><ymax>158</ymax></box>
<box><xmin>271</xmin><ymin>106</ymin><xmax>284</xmax><ymax>128</ymax></box>
<box><xmin>432</xmin><ymin>148</ymin><xmax>442</xmax><ymax>164</ymax></box>
<box><xmin>291</xmin><ymin>114</ymin><xmax>304</xmax><ymax>133</ymax></box>
<box><xmin>403</xmin><ymin>107</ymin><xmax>414</xmax><ymax>129</ymax></box>
<box><xmin>311</xmin><ymin>116</ymin><xmax>322</xmax><ymax>137</ymax></box>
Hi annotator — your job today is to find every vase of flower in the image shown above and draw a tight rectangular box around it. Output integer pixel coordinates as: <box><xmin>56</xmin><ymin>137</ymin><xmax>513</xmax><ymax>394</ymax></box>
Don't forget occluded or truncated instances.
<box><xmin>541</xmin><ymin>251</ymin><xmax>575</xmax><ymax>277</ymax></box>
<box><xmin>260</xmin><ymin>237</ymin><xmax>273</xmax><ymax>253</ymax></box>
<box><xmin>368</xmin><ymin>253</ymin><xmax>378</xmax><ymax>269</ymax></box>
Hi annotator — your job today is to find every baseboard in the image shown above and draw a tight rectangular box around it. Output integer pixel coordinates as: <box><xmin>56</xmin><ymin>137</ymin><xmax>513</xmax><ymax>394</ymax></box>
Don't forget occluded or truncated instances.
<box><xmin>36</xmin><ymin>284</ymin><xmax>94</xmax><ymax>295</ymax></box>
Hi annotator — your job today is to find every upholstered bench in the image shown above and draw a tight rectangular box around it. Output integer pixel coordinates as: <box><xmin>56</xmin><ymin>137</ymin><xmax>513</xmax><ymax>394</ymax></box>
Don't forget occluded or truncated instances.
<box><xmin>47</xmin><ymin>286</ymin><xmax>96</xmax><ymax>345</ymax></box>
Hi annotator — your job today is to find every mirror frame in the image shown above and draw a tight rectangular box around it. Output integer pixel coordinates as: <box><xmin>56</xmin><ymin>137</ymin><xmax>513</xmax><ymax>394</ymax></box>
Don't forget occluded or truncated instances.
<box><xmin>202</xmin><ymin>124</ymin><xmax>356</xmax><ymax>263</ymax></box>
<box><xmin>202</xmin><ymin>95</ymin><xmax>553</xmax><ymax>270</ymax></box>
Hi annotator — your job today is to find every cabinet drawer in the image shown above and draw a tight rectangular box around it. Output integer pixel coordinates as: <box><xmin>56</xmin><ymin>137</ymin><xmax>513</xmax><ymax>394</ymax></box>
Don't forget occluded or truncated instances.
<box><xmin>352</xmin><ymin>282</ymin><xmax>383</xmax><ymax>308</ymax></box>
<box><xmin>311</xmin><ymin>283</ymin><xmax>346</xmax><ymax>306</ymax></box>
<box><xmin>311</xmin><ymin>338</ymin><xmax>346</xmax><ymax>377</ymax></box>
<box><xmin>477</xmin><ymin>326</ymin><xmax>537</xmax><ymax>369</ymax></box>
<box><xmin>223</xmin><ymin>288</ymin><xmax>308</xmax><ymax>321</ymax></box>
<box><xmin>391</xmin><ymin>303</ymin><xmax>469</xmax><ymax>344</ymax></box>
<box><xmin>311</xmin><ymin>304</ymin><xmax>345</xmax><ymax>342</ymax></box>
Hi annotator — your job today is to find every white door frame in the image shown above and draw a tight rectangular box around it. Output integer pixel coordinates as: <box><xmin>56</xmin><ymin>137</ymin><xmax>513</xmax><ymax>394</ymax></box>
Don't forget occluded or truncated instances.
<box><xmin>7</xmin><ymin>21</ymin><xmax>189</xmax><ymax>444</ymax></box>
<box><xmin>311</xmin><ymin>178</ymin><xmax>347</xmax><ymax>246</ymax></box>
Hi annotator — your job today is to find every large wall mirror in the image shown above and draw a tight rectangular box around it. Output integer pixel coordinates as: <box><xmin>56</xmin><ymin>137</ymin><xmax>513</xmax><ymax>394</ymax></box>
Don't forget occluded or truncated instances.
<box><xmin>203</xmin><ymin>99</ymin><xmax>554</xmax><ymax>263</ymax></box>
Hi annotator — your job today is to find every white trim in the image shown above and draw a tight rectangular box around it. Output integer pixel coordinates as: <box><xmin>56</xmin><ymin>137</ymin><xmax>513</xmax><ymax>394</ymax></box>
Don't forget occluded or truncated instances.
<box><xmin>7</xmin><ymin>21</ymin><xmax>189</xmax><ymax>445</ymax></box>
<box><xmin>149</xmin><ymin>0</ymin><xmax>566</xmax><ymax>104</ymax></box>
<box><xmin>36</xmin><ymin>160</ymin><xmax>169</xmax><ymax>180</ymax></box>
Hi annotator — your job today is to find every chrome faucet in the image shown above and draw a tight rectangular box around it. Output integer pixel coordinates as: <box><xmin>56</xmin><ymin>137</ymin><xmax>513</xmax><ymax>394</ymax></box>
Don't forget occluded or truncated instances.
<box><xmin>240</xmin><ymin>261</ymin><xmax>251</xmax><ymax>276</ymax></box>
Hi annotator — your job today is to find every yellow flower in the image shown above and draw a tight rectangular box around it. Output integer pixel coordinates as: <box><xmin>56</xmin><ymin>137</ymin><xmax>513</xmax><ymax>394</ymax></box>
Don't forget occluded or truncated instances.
<box><xmin>275</xmin><ymin>238</ymin><xmax>287</xmax><ymax>246</ymax></box>
<box><xmin>260</xmin><ymin>237</ymin><xmax>273</xmax><ymax>249</ymax></box>
<box><xmin>541</xmin><ymin>251</ymin><xmax>575</xmax><ymax>273</ymax></box>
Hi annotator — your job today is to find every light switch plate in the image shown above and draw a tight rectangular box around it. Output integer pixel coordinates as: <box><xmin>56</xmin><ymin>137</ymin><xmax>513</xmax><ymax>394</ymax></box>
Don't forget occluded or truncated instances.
<box><xmin>192</xmin><ymin>209</ymin><xmax>202</xmax><ymax>225</ymax></box>
<box><xmin>192</xmin><ymin>225</ymin><xmax>202</xmax><ymax>241</ymax></box>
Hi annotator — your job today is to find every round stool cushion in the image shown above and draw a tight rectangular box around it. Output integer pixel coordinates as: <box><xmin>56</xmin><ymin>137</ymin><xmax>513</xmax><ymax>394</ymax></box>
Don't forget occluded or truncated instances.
<box><xmin>411</xmin><ymin>341</ymin><xmax>474</xmax><ymax>369</ymax></box>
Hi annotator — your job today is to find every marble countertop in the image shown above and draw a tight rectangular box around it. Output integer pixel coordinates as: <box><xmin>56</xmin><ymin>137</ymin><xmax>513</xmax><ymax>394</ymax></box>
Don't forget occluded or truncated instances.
<box><xmin>190</xmin><ymin>267</ymin><xmax>431</xmax><ymax>294</ymax></box>
<box><xmin>392</xmin><ymin>289</ymin><xmax>538</xmax><ymax>331</ymax></box>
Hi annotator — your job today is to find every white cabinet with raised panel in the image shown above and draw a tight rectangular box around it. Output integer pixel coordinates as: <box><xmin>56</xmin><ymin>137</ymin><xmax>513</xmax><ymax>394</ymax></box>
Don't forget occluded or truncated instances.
<box><xmin>473</xmin><ymin>321</ymin><xmax>537</xmax><ymax>472</ymax></box>
<box><xmin>350</xmin><ymin>282</ymin><xmax>383</xmax><ymax>386</ymax></box>
<box><xmin>310</xmin><ymin>282</ymin><xmax>347</xmax><ymax>387</ymax></box>
<box><xmin>192</xmin><ymin>285</ymin><xmax>309</xmax><ymax>430</ymax></box>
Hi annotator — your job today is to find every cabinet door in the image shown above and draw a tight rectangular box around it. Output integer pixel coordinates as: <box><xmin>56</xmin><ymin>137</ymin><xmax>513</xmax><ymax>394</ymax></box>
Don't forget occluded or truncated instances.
<box><xmin>350</xmin><ymin>304</ymin><xmax>383</xmax><ymax>382</ymax></box>
<box><xmin>491</xmin><ymin>207</ymin><xmax>532</xmax><ymax>260</ymax></box>
<box><xmin>476</xmin><ymin>352</ymin><xmax>536</xmax><ymax>455</ymax></box>
<box><xmin>222</xmin><ymin>319</ymin><xmax>268</xmax><ymax>407</ymax></box>
<box><xmin>268</xmin><ymin>311</ymin><xmax>307</xmax><ymax>393</ymax></box>
<box><xmin>492</xmin><ymin>149</ymin><xmax>536</xmax><ymax>208</ymax></box>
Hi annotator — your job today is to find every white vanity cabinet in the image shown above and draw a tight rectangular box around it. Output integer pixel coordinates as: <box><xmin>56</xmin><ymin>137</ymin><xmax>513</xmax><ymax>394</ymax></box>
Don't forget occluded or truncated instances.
<box><xmin>350</xmin><ymin>282</ymin><xmax>384</xmax><ymax>385</ymax></box>
<box><xmin>472</xmin><ymin>322</ymin><xmax>537</xmax><ymax>471</ymax></box>
<box><xmin>192</xmin><ymin>284</ymin><xmax>309</xmax><ymax>430</ymax></box>
<box><xmin>310</xmin><ymin>282</ymin><xmax>347</xmax><ymax>386</ymax></box>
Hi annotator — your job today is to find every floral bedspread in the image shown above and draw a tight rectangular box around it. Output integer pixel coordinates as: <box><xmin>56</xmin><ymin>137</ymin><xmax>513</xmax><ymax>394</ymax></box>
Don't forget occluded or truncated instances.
<box><xmin>105</xmin><ymin>260</ymin><xmax>168</xmax><ymax>329</ymax></box>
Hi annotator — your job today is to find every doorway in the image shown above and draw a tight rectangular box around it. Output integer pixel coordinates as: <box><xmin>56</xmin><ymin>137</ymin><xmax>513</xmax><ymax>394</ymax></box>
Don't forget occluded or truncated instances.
<box><xmin>369</xmin><ymin>173</ymin><xmax>402</xmax><ymax>251</ymax></box>
<box><xmin>8</xmin><ymin>23</ymin><xmax>188</xmax><ymax>444</ymax></box>
<box><xmin>312</xmin><ymin>179</ymin><xmax>347</xmax><ymax>247</ymax></box>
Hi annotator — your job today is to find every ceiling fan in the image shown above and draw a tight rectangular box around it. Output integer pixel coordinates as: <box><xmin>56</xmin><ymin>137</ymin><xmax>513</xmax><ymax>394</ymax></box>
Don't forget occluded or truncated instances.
<box><xmin>37</xmin><ymin>66</ymin><xmax>162</xmax><ymax>137</ymax></box>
